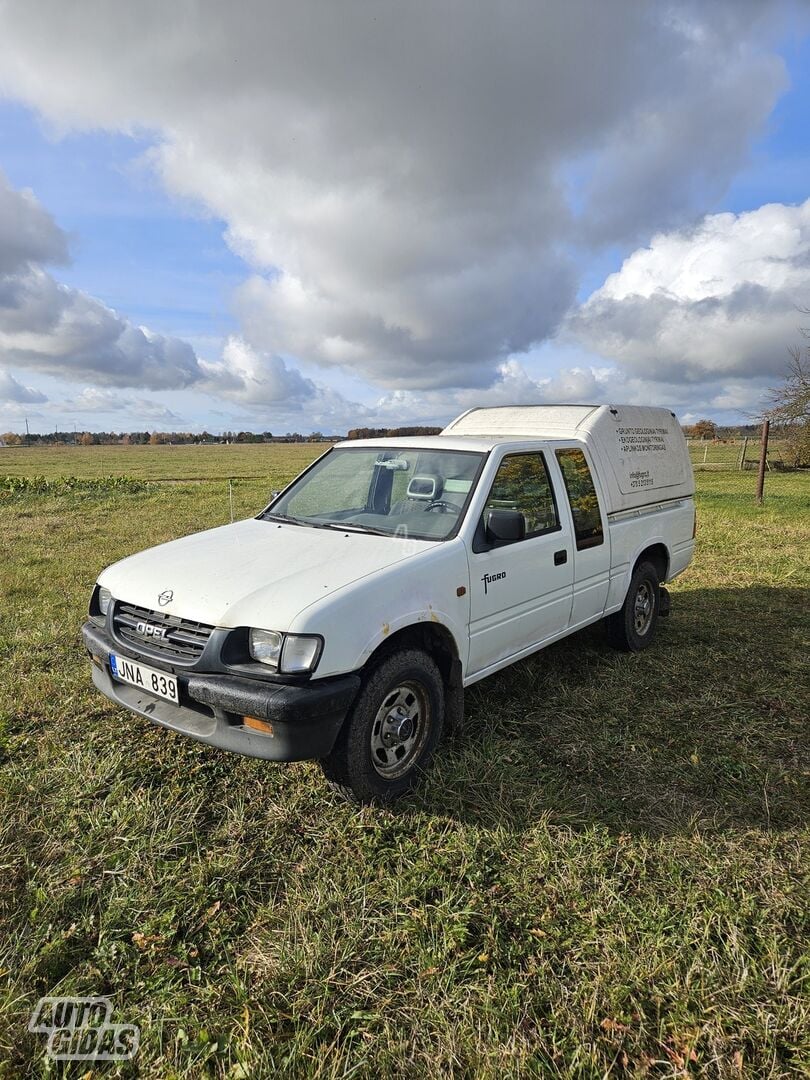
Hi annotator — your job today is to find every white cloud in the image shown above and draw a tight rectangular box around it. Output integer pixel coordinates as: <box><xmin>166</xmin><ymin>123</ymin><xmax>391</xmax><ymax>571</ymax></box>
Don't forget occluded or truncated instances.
<box><xmin>65</xmin><ymin>387</ymin><xmax>183</xmax><ymax>424</ymax></box>
<box><xmin>574</xmin><ymin>49</ymin><xmax>787</xmax><ymax>246</ymax></box>
<box><xmin>201</xmin><ymin>336</ymin><xmax>316</xmax><ymax>406</ymax></box>
<box><xmin>0</xmin><ymin>368</ymin><xmax>47</xmax><ymax>403</ymax></box>
<box><xmin>0</xmin><ymin>266</ymin><xmax>207</xmax><ymax>389</ymax></box>
<box><xmin>0</xmin><ymin>0</ymin><xmax>796</xmax><ymax>396</ymax></box>
<box><xmin>570</xmin><ymin>198</ymin><xmax>810</xmax><ymax>384</ymax></box>
<box><xmin>0</xmin><ymin>167</ymin><xmax>215</xmax><ymax>390</ymax></box>
<box><xmin>0</xmin><ymin>169</ymin><xmax>68</xmax><ymax>273</ymax></box>
<box><xmin>0</xmin><ymin>172</ymin><xmax>320</xmax><ymax>407</ymax></box>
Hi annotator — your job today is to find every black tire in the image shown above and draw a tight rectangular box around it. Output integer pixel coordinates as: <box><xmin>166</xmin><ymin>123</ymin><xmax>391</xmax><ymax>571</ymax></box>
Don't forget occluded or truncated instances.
<box><xmin>320</xmin><ymin>648</ymin><xmax>444</xmax><ymax>803</ymax></box>
<box><xmin>605</xmin><ymin>560</ymin><xmax>661</xmax><ymax>652</ymax></box>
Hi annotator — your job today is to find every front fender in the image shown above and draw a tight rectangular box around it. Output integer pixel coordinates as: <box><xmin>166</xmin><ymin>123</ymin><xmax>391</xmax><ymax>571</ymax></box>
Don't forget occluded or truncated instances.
<box><xmin>353</xmin><ymin>605</ymin><xmax>466</xmax><ymax>671</ymax></box>
<box><xmin>291</xmin><ymin>542</ymin><xmax>471</xmax><ymax>679</ymax></box>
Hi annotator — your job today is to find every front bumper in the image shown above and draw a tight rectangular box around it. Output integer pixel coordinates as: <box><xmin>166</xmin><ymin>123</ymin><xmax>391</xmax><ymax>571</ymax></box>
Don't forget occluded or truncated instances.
<box><xmin>81</xmin><ymin>621</ymin><xmax>360</xmax><ymax>761</ymax></box>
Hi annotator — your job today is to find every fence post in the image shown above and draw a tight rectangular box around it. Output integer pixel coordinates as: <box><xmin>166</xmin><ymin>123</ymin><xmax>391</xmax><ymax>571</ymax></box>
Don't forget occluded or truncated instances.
<box><xmin>756</xmin><ymin>420</ymin><xmax>770</xmax><ymax>505</ymax></box>
<box><xmin>738</xmin><ymin>436</ymin><xmax>748</xmax><ymax>470</ymax></box>
<box><xmin>703</xmin><ymin>443</ymin><xmax>708</xmax><ymax>464</ymax></box>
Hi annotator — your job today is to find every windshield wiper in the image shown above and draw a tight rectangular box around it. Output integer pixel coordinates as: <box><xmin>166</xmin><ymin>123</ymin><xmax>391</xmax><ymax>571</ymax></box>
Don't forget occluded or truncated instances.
<box><xmin>261</xmin><ymin>512</ymin><xmax>391</xmax><ymax>536</ymax></box>
<box><xmin>260</xmin><ymin>512</ymin><xmax>305</xmax><ymax>526</ymax></box>
<box><xmin>306</xmin><ymin>520</ymin><xmax>392</xmax><ymax>536</ymax></box>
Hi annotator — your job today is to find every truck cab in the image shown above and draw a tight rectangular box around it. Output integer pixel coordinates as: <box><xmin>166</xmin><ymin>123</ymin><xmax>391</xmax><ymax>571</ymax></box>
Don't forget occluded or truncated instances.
<box><xmin>83</xmin><ymin>404</ymin><xmax>695</xmax><ymax>802</ymax></box>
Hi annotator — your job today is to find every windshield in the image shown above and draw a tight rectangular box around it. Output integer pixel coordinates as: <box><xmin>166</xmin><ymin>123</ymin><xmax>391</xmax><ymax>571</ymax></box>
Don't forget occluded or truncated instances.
<box><xmin>260</xmin><ymin>447</ymin><xmax>485</xmax><ymax>540</ymax></box>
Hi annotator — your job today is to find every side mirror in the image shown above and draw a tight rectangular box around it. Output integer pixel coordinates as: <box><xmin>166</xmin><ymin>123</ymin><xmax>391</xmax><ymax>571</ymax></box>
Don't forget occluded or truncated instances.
<box><xmin>485</xmin><ymin>508</ymin><xmax>525</xmax><ymax>545</ymax></box>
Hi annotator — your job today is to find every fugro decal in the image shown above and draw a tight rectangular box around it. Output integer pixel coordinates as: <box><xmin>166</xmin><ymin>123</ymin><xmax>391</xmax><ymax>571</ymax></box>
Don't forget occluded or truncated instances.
<box><xmin>481</xmin><ymin>571</ymin><xmax>506</xmax><ymax>595</ymax></box>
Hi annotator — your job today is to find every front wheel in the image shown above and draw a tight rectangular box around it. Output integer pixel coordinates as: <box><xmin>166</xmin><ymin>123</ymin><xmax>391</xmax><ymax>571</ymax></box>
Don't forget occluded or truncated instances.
<box><xmin>320</xmin><ymin>648</ymin><xmax>444</xmax><ymax>803</ymax></box>
<box><xmin>605</xmin><ymin>561</ymin><xmax>661</xmax><ymax>652</ymax></box>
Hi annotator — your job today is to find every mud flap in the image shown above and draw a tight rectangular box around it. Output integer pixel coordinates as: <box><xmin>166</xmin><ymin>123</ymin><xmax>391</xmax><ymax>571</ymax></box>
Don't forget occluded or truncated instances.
<box><xmin>444</xmin><ymin>656</ymin><xmax>465</xmax><ymax>734</ymax></box>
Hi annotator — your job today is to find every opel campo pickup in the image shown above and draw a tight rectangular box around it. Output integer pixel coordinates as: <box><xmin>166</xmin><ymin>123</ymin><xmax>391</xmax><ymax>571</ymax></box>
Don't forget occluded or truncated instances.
<box><xmin>82</xmin><ymin>404</ymin><xmax>696</xmax><ymax>801</ymax></box>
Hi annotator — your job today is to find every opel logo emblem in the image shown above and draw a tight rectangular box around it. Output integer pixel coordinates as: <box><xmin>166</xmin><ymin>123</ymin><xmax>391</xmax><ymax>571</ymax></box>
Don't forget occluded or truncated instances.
<box><xmin>158</xmin><ymin>589</ymin><xmax>174</xmax><ymax>607</ymax></box>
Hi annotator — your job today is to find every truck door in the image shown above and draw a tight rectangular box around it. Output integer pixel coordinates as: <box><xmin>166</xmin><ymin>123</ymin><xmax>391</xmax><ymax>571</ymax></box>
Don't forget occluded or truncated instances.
<box><xmin>467</xmin><ymin>449</ymin><xmax>574</xmax><ymax>677</ymax></box>
<box><xmin>552</xmin><ymin>445</ymin><xmax>610</xmax><ymax>626</ymax></box>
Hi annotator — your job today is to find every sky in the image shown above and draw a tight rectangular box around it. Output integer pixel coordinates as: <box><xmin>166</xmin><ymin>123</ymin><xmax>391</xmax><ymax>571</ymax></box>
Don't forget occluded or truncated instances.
<box><xmin>0</xmin><ymin>1</ymin><xmax>809</xmax><ymax>436</ymax></box>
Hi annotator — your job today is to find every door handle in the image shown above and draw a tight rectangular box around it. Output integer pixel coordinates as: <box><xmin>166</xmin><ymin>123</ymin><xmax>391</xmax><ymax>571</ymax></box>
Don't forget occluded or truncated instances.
<box><xmin>554</xmin><ymin>549</ymin><xmax>568</xmax><ymax>566</ymax></box>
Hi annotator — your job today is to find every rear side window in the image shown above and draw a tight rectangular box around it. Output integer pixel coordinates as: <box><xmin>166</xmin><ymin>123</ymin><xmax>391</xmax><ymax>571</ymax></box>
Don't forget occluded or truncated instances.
<box><xmin>483</xmin><ymin>452</ymin><xmax>559</xmax><ymax>539</ymax></box>
<box><xmin>555</xmin><ymin>449</ymin><xmax>604</xmax><ymax>550</ymax></box>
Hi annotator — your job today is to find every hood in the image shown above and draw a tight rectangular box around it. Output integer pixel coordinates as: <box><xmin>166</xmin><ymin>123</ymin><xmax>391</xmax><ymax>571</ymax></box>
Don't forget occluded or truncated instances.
<box><xmin>99</xmin><ymin>517</ymin><xmax>430</xmax><ymax>629</ymax></box>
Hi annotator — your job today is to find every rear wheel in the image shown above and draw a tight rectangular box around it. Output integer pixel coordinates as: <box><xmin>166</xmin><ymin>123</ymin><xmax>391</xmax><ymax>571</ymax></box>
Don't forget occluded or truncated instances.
<box><xmin>320</xmin><ymin>648</ymin><xmax>444</xmax><ymax>803</ymax></box>
<box><xmin>606</xmin><ymin>561</ymin><xmax>661</xmax><ymax>652</ymax></box>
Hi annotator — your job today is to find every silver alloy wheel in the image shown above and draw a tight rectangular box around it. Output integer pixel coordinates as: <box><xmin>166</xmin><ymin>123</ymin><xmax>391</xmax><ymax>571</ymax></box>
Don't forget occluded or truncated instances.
<box><xmin>633</xmin><ymin>580</ymin><xmax>655</xmax><ymax>635</ymax></box>
<box><xmin>370</xmin><ymin>681</ymin><xmax>430</xmax><ymax>779</ymax></box>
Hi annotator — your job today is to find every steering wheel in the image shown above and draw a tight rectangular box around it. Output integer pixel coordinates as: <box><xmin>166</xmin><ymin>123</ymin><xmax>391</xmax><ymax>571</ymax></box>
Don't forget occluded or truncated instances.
<box><xmin>425</xmin><ymin>499</ymin><xmax>460</xmax><ymax>514</ymax></box>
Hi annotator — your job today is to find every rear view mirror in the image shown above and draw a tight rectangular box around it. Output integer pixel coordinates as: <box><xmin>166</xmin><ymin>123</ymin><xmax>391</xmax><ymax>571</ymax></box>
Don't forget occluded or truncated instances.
<box><xmin>375</xmin><ymin>456</ymin><xmax>410</xmax><ymax>471</ymax></box>
<box><xmin>485</xmin><ymin>508</ymin><xmax>525</xmax><ymax>545</ymax></box>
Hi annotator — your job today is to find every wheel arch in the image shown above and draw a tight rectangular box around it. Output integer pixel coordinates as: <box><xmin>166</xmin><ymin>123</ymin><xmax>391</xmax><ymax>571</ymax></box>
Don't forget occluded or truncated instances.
<box><xmin>633</xmin><ymin>541</ymin><xmax>670</xmax><ymax>583</ymax></box>
<box><xmin>362</xmin><ymin>621</ymin><xmax>461</xmax><ymax>689</ymax></box>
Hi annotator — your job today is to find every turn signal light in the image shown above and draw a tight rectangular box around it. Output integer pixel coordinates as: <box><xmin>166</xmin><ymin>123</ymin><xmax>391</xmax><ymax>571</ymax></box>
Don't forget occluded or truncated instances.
<box><xmin>243</xmin><ymin>715</ymin><xmax>274</xmax><ymax>735</ymax></box>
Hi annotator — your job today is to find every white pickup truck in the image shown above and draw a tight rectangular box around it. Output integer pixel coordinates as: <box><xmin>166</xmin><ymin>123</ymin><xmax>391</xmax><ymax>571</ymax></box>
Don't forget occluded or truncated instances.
<box><xmin>83</xmin><ymin>404</ymin><xmax>695</xmax><ymax>801</ymax></box>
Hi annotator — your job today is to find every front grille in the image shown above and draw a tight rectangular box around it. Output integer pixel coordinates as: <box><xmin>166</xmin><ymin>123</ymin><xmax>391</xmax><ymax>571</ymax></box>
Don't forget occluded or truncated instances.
<box><xmin>112</xmin><ymin>602</ymin><xmax>214</xmax><ymax>663</ymax></box>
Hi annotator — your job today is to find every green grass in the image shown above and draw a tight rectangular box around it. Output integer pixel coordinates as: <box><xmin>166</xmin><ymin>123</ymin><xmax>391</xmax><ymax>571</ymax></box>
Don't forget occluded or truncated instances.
<box><xmin>0</xmin><ymin>442</ymin><xmax>323</xmax><ymax>481</ymax></box>
<box><xmin>0</xmin><ymin>448</ymin><xmax>808</xmax><ymax>1077</ymax></box>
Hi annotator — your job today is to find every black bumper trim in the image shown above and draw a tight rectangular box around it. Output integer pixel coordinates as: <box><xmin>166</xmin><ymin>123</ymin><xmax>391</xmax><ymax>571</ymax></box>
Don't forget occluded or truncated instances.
<box><xmin>82</xmin><ymin>620</ymin><xmax>360</xmax><ymax>762</ymax></box>
<box><xmin>185</xmin><ymin>671</ymin><xmax>358</xmax><ymax>725</ymax></box>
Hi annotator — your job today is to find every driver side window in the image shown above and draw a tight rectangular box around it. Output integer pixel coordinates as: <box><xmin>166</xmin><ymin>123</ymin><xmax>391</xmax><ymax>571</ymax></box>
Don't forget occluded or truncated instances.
<box><xmin>483</xmin><ymin>452</ymin><xmax>559</xmax><ymax>539</ymax></box>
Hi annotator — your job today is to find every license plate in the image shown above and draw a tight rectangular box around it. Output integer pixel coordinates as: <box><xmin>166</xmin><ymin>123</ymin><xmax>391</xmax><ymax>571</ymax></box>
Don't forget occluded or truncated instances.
<box><xmin>109</xmin><ymin>654</ymin><xmax>178</xmax><ymax>703</ymax></box>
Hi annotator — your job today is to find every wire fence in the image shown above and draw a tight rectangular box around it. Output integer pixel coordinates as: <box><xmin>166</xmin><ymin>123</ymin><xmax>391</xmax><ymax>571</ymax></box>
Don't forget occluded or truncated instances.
<box><xmin>686</xmin><ymin>436</ymin><xmax>790</xmax><ymax>472</ymax></box>
<box><xmin>685</xmin><ymin>428</ymin><xmax>809</xmax><ymax>502</ymax></box>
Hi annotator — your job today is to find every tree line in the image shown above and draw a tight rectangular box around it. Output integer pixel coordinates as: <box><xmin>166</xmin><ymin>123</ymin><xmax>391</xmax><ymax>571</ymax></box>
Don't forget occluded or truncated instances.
<box><xmin>1</xmin><ymin>425</ymin><xmax>445</xmax><ymax>445</ymax></box>
<box><xmin>345</xmin><ymin>426</ymin><xmax>443</xmax><ymax>439</ymax></box>
<box><xmin>0</xmin><ymin>430</ymin><xmax>339</xmax><ymax>446</ymax></box>
<box><xmin>0</xmin><ymin>421</ymin><xmax>782</xmax><ymax>447</ymax></box>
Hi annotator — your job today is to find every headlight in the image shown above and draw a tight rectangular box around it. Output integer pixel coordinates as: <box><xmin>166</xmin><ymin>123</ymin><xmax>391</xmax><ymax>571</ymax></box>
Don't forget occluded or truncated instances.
<box><xmin>249</xmin><ymin>629</ymin><xmax>282</xmax><ymax>667</ymax></box>
<box><xmin>90</xmin><ymin>584</ymin><xmax>113</xmax><ymax>624</ymax></box>
<box><xmin>248</xmin><ymin>629</ymin><xmax>322</xmax><ymax>674</ymax></box>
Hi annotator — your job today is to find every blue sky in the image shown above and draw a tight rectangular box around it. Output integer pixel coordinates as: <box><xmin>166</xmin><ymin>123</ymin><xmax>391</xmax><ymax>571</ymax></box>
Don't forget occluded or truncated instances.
<box><xmin>724</xmin><ymin>31</ymin><xmax>810</xmax><ymax>213</ymax></box>
<box><xmin>0</xmin><ymin>4</ymin><xmax>808</xmax><ymax>434</ymax></box>
<box><xmin>0</xmin><ymin>101</ymin><xmax>242</xmax><ymax>350</ymax></box>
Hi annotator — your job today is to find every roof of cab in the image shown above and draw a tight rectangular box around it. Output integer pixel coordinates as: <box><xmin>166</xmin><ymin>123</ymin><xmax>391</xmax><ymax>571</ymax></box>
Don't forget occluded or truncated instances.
<box><xmin>443</xmin><ymin>404</ymin><xmax>603</xmax><ymax>439</ymax></box>
<box><xmin>333</xmin><ymin>434</ymin><xmax>554</xmax><ymax>453</ymax></box>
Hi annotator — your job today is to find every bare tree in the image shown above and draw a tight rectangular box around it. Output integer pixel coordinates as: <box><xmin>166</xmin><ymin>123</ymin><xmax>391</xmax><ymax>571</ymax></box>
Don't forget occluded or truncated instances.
<box><xmin>765</xmin><ymin>309</ymin><xmax>810</xmax><ymax>467</ymax></box>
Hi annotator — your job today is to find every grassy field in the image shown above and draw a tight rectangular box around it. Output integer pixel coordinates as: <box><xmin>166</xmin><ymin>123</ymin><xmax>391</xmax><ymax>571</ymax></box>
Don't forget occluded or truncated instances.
<box><xmin>0</xmin><ymin>447</ymin><xmax>808</xmax><ymax>1078</ymax></box>
<box><xmin>0</xmin><ymin>442</ymin><xmax>325</xmax><ymax>482</ymax></box>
